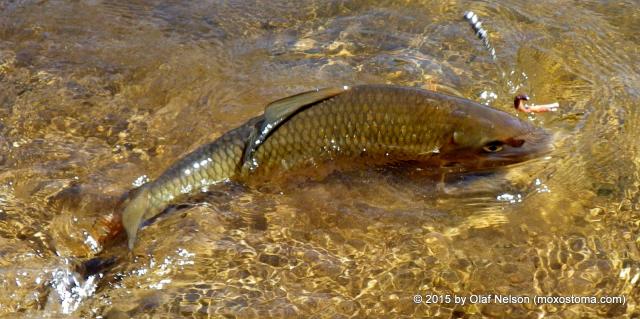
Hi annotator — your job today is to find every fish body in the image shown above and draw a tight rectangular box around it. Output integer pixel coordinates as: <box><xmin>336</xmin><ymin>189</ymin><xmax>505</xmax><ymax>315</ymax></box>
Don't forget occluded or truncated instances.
<box><xmin>122</xmin><ymin>85</ymin><xmax>550</xmax><ymax>249</ymax></box>
<box><xmin>121</xmin><ymin>121</ymin><xmax>254</xmax><ymax>248</ymax></box>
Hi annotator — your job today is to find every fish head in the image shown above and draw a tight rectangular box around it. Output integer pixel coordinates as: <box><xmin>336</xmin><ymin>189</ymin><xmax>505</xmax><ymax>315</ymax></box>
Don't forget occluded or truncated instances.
<box><xmin>436</xmin><ymin>105</ymin><xmax>551</xmax><ymax>170</ymax></box>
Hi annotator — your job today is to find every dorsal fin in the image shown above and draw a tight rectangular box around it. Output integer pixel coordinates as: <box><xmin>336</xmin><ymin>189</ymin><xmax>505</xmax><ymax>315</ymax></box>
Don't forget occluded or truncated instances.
<box><xmin>243</xmin><ymin>86</ymin><xmax>350</xmax><ymax>170</ymax></box>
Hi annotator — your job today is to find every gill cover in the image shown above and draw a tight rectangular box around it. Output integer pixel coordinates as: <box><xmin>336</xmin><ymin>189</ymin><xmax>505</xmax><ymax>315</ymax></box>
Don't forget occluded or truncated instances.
<box><xmin>452</xmin><ymin>130</ymin><xmax>486</xmax><ymax>148</ymax></box>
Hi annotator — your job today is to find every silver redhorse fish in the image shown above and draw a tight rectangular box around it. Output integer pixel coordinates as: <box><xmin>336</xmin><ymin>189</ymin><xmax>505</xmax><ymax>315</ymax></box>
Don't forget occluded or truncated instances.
<box><xmin>117</xmin><ymin>85</ymin><xmax>550</xmax><ymax>249</ymax></box>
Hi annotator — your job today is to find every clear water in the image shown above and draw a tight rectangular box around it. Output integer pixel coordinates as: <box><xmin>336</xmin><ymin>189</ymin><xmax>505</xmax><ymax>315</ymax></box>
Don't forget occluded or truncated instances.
<box><xmin>1</xmin><ymin>0</ymin><xmax>639</xmax><ymax>317</ymax></box>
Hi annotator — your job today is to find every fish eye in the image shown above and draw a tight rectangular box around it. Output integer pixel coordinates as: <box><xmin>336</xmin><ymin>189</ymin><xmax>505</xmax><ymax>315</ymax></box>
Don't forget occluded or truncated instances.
<box><xmin>482</xmin><ymin>141</ymin><xmax>504</xmax><ymax>153</ymax></box>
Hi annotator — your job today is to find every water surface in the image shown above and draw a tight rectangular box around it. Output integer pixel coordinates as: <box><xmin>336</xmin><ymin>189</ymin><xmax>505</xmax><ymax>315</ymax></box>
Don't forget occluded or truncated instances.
<box><xmin>1</xmin><ymin>0</ymin><xmax>639</xmax><ymax>317</ymax></box>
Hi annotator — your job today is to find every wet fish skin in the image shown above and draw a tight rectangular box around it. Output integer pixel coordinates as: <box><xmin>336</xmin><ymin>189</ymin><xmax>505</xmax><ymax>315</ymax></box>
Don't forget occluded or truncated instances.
<box><xmin>245</xmin><ymin>85</ymin><xmax>547</xmax><ymax>176</ymax></box>
<box><xmin>122</xmin><ymin>85</ymin><xmax>549</xmax><ymax>249</ymax></box>
<box><xmin>121</xmin><ymin>121</ymin><xmax>255</xmax><ymax>249</ymax></box>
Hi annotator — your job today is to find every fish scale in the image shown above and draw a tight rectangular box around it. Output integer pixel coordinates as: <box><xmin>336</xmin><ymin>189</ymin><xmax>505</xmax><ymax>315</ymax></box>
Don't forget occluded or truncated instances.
<box><xmin>121</xmin><ymin>85</ymin><xmax>549</xmax><ymax>249</ymax></box>
<box><xmin>252</xmin><ymin>88</ymin><xmax>435</xmax><ymax>176</ymax></box>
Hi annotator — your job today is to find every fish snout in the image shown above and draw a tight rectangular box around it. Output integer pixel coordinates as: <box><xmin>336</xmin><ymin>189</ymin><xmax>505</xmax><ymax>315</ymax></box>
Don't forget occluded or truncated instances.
<box><xmin>481</xmin><ymin>128</ymin><xmax>553</xmax><ymax>167</ymax></box>
<box><xmin>438</xmin><ymin>127</ymin><xmax>552</xmax><ymax>170</ymax></box>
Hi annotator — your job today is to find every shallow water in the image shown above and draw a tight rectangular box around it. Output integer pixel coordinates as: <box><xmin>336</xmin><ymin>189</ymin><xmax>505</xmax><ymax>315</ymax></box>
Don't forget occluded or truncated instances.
<box><xmin>1</xmin><ymin>0</ymin><xmax>639</xmax><ymax>318</ymax></box>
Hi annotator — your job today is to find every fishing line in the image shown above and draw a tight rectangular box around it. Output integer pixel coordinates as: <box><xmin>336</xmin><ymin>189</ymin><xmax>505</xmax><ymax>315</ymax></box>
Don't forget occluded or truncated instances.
<box><xmin>461</xmin><ymin>10</ymin><xmax>511</xmax><ymax>106</ymax></box>
<box><xmin>463</xmin><ymin>11</ymin><xmax>497</xmax><ymax>61</ymax></box>
<box><xmin>463</xmin><ymin>10</ymin><xmax>560</xmax><ymax>113</ymax></box>
<box><xmin>463</xmin><ymin>10</ymin><xmax>511</xmax><ymax>85</ymax></box>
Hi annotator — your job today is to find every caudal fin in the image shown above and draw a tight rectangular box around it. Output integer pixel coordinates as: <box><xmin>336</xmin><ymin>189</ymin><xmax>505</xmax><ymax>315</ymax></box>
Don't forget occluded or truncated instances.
<box><xmin>120</xmin><ymin>186</ymin><xmax>153</xmax><ymax>250</ymax></box>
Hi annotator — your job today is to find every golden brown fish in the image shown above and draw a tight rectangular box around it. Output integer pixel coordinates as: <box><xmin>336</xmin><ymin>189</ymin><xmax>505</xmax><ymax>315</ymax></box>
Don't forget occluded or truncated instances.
<box><xmin>120</xmin><ymin>84</ymin><xmax>550</xmax><ymax>249</ymax></box>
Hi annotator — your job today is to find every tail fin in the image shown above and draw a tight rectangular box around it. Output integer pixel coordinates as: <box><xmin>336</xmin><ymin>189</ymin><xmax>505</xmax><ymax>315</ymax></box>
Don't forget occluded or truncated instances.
<box><xmin>120</xmin><ymin>186</ymin><xmax>153</xmax><ymax>250</ymax></box>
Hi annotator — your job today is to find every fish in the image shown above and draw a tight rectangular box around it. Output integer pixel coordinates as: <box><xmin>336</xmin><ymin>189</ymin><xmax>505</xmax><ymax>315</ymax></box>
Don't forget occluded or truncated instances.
<box><xmin>120</xmin><ymin>84</ymin><xmax>550</xmax><ymax>249</ymax></box>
